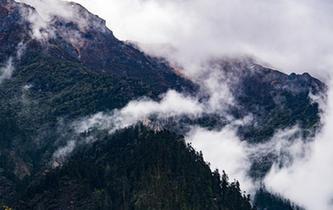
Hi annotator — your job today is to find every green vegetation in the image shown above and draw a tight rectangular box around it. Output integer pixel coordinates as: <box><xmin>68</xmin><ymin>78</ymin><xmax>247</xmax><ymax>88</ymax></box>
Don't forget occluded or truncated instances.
<box><xmin>0</xmin><ymin>48</ymin><xmax>254</xmax><ymax>210</ymax></box>
<box><xmin>254</xmin><ymin>188</ymin><xmax>304</xmax><ymax>210</ymax></box>
<box><xmin>17</xmin><ymin>126</ymin><xmax>254</xmax><ymax>210</ymax></box>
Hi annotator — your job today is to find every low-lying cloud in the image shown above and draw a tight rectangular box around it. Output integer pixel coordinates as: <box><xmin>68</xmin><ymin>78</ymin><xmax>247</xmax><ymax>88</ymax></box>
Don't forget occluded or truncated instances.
<box><xmin>186</xmin><ymin>124</ymin><xmax>310</xmax><ymax>194</ymax></box>
<box><xmin>51</xmin><ymin>90</ymin><xmax>203</xmax><ymax>164</ymax></box>
<box><xmin>186</xmin><ymin>126</ymin><xmax>254</xmax><ymax>193</ymax></box>
<box><xmin>264</xmin><ymin>83</ymin><xmax>333</xmax><ymax>210</ymax></box>
<box><xmin>0</xmin><ymin>58</ymin><xmax>14</xmax><ymax>84</ymax></box>
<box><xmin>17</xmin><ymin>0</ymin><xmax>76</xmax><ymax>39</ymax></box>
<box><xmin>74</xmin><ymin>90</ymin><xmax>203</xmax><ymax>134</ymax></box>
<box><xmin>17</xmin><ymin>0</ymin><xmax>102</xmax><ymax>41</ymax></box>
<box><xmin>0</xmin><ymin>42</ymin><xmax>26</xmax><ymax>84</ymax></box>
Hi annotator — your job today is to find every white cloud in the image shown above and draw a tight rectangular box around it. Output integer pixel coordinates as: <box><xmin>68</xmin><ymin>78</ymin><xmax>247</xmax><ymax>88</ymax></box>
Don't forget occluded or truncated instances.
<box><xmin>17</xmin><ymin>0</ymin><xmax>76</xmax><ymax>39</ymax></box>
<box><xmin>52</xmin><ymin>140</ymin><xmax>76</xmax><ymax>168</ymax></box>
<box><xmin>264</xmin><ymin>82</ymin><xmax>333</xmax><ymax>210</ymax></box>
<box><xmin>0</xmin><ymin>58</ymin><xmax>14</xmax><ymax>84</ymax></box>
<box><xmin>75</xmin><ymin>90</ymin><xmax>203</xmax><ymax>134</ymax></box>
<box><xmin>49</xmin><ymin>90</ymin><xmax>203</xmax><ymax>164</ymax></box>
<box><xmin>186</xmin><ymin>126</ymin><xmax>254</xmax><ymax>193</ymax></box>
<box><xmin>70</xmin><ymin>0</ymin><xmax>333</xmax><ymax>78</ymax></box>
<box><xmin>17</xmin><ymin>0</ymin><xmax>101</xmax><ymax>40</ymax></box>
<box><xmin>0</xmin><ymin>42</ymin><xmax>27</xmax><ymax>85</ymax></box>
<box><xmin>185</xmin><ymin>124</ymin><xmax>307</xmax><ymax>196</ymax></box>
<box><xmin>249</xmin><ymin>126</ymin><xmax>308</xmax><ymax>166</ymax></box>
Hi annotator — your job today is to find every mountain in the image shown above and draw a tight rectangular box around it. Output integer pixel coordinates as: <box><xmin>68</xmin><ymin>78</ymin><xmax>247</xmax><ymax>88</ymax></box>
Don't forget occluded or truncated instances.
<box><xmin>0</xmin><ymin>1</ymin><xmax>251</xmax><ymax>209</ymax></box>
<box><xmin>15</xmin><ymin>126</ymin><xmax>254</xmax><ymax>210</ymax></box>
<box><xmin>207</xmin><ymin>59</ymin><xmax>324</xmax><ymax>179</ymax></box>
<box><xmin>0</xmin><ymin>0</ymin><xmax>325</xmax><ymax>209</ymax></box>
<box><xmin>207</xmin><ymin>58</ymin><xmax>324</xmax><ymax>141</ymax></box>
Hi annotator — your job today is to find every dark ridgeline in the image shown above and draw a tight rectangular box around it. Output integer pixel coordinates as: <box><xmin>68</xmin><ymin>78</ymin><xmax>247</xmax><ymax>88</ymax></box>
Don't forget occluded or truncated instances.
<box><xmin>0</xmin><ymin>0</ymin><xmax>323</xmax><ymax>209</ymax></box>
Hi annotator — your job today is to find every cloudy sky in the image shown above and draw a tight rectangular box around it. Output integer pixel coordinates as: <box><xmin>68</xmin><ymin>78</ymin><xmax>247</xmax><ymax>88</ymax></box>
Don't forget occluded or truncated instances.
<box><xmin>69</xmin><ymin>0</ymin><xmax>333</xmax><ymax>79</ymax></box>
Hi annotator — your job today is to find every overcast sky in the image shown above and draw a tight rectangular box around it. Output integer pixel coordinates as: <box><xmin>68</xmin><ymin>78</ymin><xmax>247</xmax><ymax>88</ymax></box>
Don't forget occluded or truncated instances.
<box><xmin>67</xmin><ymin>0</ymin><xmax>333</xmax><ymax>79</ymax></box>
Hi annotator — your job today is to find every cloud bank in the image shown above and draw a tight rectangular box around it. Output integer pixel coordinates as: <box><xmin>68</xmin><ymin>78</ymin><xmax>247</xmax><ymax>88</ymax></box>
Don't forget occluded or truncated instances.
<box><xmin>72</xmin><ymin>0</ymin><xmax>333</xmax><ymax>78</ymax></box>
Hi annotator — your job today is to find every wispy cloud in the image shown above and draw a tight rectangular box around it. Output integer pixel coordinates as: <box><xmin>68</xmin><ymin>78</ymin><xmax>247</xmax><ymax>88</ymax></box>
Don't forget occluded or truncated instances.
<box><xmin>0</xmin><ymin>58</ymin><xmax>14</xmax><ymax>84</ymax></box>
<box><xmin>0</xmin><ymin>42</ymin><xmax>26</xmax><ymax>84</ymax></box>
<box><xmin>51</xmin><ymin>90</ymin><xmax>203</xmax><ymax>164</ymax></box>
<box><xmin>74</xmin><ymin>90</ymin><xmax>204</xmax><ymax>134</ymax></box>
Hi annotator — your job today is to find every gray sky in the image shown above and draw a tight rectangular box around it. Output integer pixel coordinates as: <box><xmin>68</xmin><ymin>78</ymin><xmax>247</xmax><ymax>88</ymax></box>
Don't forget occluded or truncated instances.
<box><xmin>69</xmin><ymin>0</ymin><xmax>333</xmax><ymax>79</ymax></box>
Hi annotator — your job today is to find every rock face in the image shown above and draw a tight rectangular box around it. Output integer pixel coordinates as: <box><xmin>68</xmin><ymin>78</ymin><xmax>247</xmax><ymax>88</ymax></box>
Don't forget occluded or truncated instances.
<box><xmin>0</xmin><ymin>0</ymin><xmax>27</xmax><ymax>62</ymax></box>
<box><xmin>214</xmin><ymin>59</ymin><xmax>324</xmax><ymax>142</ymax></box>
<box><xmin>0</xmin><ymin>0</ymin><xmax>195</xmax><ymax>93</ymax></box>
<box><xmin>0</xmin><ymin>1</ymin><xmax>324</xmax><ymax>210</ymax></box>
<box><xmin>211</xmin><ymin>59</ymin><xmax>325</xmax><ymax>178</ymax></box>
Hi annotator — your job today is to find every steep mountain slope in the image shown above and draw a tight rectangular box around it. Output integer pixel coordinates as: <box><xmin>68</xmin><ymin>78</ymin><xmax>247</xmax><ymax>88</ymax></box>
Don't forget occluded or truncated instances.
<box><xmin>209</xmin><ymin>59</ymin><xmax>324</xmax><ymax>142</ymax></box>
<box><xmin>0</xmin><ymin>0</ymin><xmax>325</xmax><ymax>209</ymax></box>
<box><xmin>0</xmin><ymin>0</ymin><xmax>195</xmax><ymax>91</ymax></box>
<box><xmin>15</xmin><ymin>126</ymin><xmax>253</xmax><ymax>210</ymax></box>
<box><xmin>206</xmin><ymin>59</ymin><xmax>325</xmax><ymax>179</ymax></box>
<box><xmin>0</xmin><ymin>1</ymin><xmax>250</xmax><ymax>209</ymax></box>
<box><xmin>0</xmin><ymin>0</ymin><xmax>196</xmax><ymax>178</ymax></box>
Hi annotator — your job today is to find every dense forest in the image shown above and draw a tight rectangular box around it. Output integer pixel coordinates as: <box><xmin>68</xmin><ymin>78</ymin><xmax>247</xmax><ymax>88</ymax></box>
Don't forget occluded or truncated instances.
<box><xmin>11</xmin><ymin>126</ymin><xmax>253</xmax><ymax>210</ymax></box>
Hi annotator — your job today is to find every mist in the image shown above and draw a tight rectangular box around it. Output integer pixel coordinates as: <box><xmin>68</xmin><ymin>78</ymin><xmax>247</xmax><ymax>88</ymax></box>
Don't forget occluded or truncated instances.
<box><xmin>186</xmin><ymin>126</ymin><xmax>254</xmax><ymax>193</ymax></box>
<box><xmin>17</xmin><ymin>0</ymin><xmax>75</xmax><ymax>39</ymax></box>
<box><xmin>264</xmin><ymin>83</ymin><xmax>333</xmax><ymax>210</ymax></box>
<box><xmin>50</xmin><ymin>90</ymin><xmax>203</xmax><ymax>163</ymax></box>
<box><xmin>0</xmin><ymin>58</ymin><xmax>14</xmax><ymax>84</ymax></box>
<box><xmin>0</xmin><ymin>42</ymin><xmax>26</xmax><ymax>84</ymax></box>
